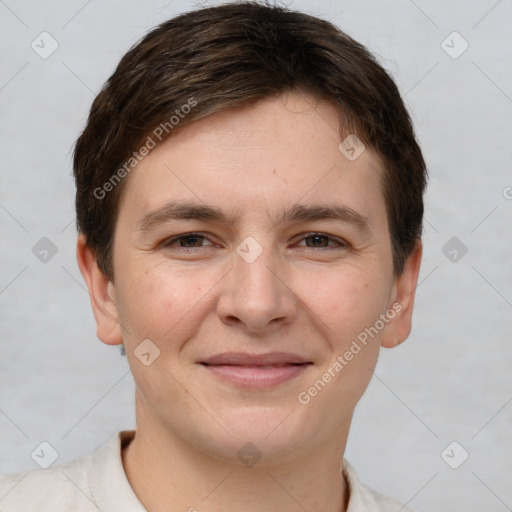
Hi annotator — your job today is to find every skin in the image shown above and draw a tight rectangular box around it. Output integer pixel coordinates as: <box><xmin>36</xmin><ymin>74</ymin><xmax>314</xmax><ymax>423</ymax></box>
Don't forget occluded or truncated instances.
<box><xmin>77</xmin><ymin>90</ymin><xmax>422</xmax><ymax>512</ymax></box>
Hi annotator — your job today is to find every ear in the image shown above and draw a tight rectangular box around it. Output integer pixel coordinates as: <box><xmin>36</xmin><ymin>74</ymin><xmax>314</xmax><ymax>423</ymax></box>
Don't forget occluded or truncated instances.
<box><xmin>381</xmin><ymin>240</ymin><xmax>423</xmax><ymax>349</ymax></box>
<box><xmin>76</xmin><ymin>234</ymin><xmax>123</xmax><ymax>346</ymax></box>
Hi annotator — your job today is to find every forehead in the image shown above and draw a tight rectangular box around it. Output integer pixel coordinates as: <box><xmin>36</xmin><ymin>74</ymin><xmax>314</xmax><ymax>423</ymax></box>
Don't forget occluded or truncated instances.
<box><xmin>117</xmin><ymin>92</ymin><xmax>386</xmax><ymax>227</ymax></box>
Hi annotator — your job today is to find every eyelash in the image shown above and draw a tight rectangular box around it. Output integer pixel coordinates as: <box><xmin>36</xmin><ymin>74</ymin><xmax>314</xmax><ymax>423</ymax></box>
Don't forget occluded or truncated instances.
<box><xmin>161</xmin><ymin>232</ymin><xmax>349</xmax><ymax>251</ymax></box>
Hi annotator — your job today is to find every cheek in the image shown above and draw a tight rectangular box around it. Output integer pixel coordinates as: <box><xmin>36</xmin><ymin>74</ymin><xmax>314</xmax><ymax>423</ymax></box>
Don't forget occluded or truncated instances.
<box><xmin>314</xmin><ymin>272</ymin><xmax>390</xmax><ymax>402</ymax></box>
<box><xmin>115</xmin><ymin>262</ymin><xmax>215</xmax><ymax>348</ymax></box>
<box><xmin>294</xmin><ymin>271</ymin><xmax>385</xmax><ymax>414</ymax></box>
<box><xmin>293</xmin><ymin>266</ymin><xmax>390</xmax><ymax>344</ymax></box>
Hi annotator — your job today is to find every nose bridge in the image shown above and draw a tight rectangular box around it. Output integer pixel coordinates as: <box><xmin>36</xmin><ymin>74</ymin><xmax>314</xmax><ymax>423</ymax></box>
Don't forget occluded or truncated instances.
<box><xmin>217</xmin><ymin>233</ymin><xmax>296</xmax><ymax>331</ymax></box>
<box><xmin>233</xmin><ymin>234</ymin><xmax>282</xmax><ymax>300</ymax></box>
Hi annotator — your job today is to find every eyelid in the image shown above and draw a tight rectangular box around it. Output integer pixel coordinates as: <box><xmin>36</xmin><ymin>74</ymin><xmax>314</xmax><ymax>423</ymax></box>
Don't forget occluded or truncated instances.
<box><xmin>161</xmin><ymin>232</ymin><xmax>214</xmax><ymax>249</ymax></box>
<box><xmin>295</xmin><ymin>232</ymin><xmax>349</xmax><ymax>249</ymax></box>
<box><xmin>161</xmin><ymin>231</ymin><xmax>349</xmax><ymax>250</ymax></box>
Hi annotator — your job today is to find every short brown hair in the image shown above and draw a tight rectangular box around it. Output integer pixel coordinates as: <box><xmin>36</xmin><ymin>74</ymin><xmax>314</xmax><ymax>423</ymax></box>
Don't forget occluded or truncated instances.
<box><xmin>73</xmin><ymin>1</ymin><xmax>427</xmax><ymax>280</ymax></box>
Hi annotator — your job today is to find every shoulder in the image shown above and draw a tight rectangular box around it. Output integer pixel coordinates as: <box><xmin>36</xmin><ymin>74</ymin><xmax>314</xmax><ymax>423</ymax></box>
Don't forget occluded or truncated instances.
<box><xmin>0</xmin><ymin>451</ymin><xmax>95</xmax><ymax>511</ymax></box>
<box><xmin>0</xmin><ymin>431</ymin><xmax>137</xmax><ymax>512</ymax></box>
<box><xmin>343</xmin><ymin>459</ymin><xmax>415</xmax><ymax>512</ymax></box>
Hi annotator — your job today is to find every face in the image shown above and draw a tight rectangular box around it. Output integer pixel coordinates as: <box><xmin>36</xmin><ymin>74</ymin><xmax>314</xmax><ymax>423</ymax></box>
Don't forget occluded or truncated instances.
<box><xmin>78</xmin><ymin>91</ymin><xmax>421</xmax><ymax>466</ymax></box>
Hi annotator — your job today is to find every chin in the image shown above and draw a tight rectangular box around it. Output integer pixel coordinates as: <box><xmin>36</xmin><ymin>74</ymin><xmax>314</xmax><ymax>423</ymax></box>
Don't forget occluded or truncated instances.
<box><xmin>195</xmin><ymin>405</ymin><xmax>313</xmax><ymax>466</ymax></box>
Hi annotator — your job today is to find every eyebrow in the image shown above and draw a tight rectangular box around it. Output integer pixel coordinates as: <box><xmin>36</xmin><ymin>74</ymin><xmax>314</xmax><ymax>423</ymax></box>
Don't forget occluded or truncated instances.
<box><xmin>137</xmin><ymin>200</ymin><xmax>371</xmax><ymax>234</ymax></box>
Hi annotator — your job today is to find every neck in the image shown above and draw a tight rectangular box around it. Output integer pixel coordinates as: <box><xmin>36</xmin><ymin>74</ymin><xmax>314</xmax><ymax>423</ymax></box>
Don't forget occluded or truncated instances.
<box><xmin>122</xmin><ymin>407</ymin><xmax>350</xmax><ymax>512</ymax></box>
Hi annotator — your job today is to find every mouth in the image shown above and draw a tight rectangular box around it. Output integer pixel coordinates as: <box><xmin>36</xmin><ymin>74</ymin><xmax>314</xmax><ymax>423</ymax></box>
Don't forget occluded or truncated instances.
<box><xmin>199</xmin><ymin>353</ymin><xmax>313</xmax><ymax>389</ymax></box>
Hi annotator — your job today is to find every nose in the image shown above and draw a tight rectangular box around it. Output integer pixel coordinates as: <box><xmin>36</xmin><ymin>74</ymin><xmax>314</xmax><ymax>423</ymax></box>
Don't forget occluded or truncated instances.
<box><xmin>216</xmin><ymin>242</ymin><xmax>297</xmax><ymax>335</ymax></box>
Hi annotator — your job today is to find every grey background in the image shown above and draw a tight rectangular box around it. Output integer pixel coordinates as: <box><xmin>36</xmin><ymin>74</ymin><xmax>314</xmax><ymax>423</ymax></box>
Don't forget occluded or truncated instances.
<box><xmin>1</xmin><ymin>0</ymin><xmax>511</xmax><ymax>510</ymax></box>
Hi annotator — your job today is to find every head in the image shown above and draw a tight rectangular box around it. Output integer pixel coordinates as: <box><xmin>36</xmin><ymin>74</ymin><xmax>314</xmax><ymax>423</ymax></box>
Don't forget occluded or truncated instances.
<box><xmin>75</xmin><ymin>2</ymin><xmax>426</xmax><ymax>465</ymax></box>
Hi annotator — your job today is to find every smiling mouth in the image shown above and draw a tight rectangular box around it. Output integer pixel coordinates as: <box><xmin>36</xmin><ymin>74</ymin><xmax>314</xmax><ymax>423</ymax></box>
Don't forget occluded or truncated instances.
<box><xmin>199</xmin><ymin>362</ymin><xmax>313</xmax><ymax>388</ymax></box>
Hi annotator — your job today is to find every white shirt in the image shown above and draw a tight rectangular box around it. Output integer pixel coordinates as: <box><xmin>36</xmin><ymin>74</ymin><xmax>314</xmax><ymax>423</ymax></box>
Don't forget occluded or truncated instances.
<box><xmin>0</xmin><ymin>431</ymin><xmax>413</xmax><ymax>511</ymax></box>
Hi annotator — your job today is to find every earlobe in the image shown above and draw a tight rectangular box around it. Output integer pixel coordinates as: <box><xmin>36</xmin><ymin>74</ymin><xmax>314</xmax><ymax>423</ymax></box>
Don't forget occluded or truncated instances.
<box><xmin>76</xmin><ymin>234</ymin><xmax>123</xmax><ymax>346</ymax></box>
<box><xmin>381</xmin><ymin>240</ymin><xmax>423</xmax><ymax>349</ymax></box>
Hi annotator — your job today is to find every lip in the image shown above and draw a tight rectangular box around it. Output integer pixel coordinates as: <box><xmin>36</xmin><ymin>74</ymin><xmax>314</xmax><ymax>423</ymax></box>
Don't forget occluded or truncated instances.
<box><xmin>199</xmin><ymin>352</ymin><xmax>313</xmax><ymax>389</ymax></box>
<box><xmin>201</xmin><ymin>351</ymin><xmax>311</xmax><ymax>366</ymax></box>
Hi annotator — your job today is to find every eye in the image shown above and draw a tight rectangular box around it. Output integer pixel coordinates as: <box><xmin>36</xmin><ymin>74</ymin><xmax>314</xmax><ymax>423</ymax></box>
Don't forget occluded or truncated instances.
<box><xmin>296</xmin><ymin>232</ymin><xmax>349</xmax><ymax>249</ymax></box>
<box><xmin>162</xmin><ymin>232</ymin><xmax>214</xmax><ymax>250</ymax></box>
<box><xmin>160</xmin><ymin>232</ymin><xmax>349</xmax><ymax>253</ymax></box>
